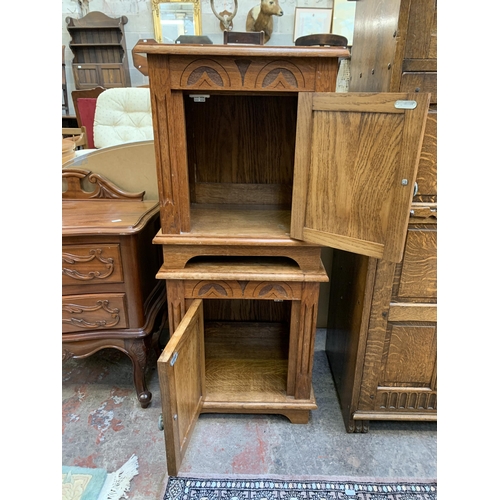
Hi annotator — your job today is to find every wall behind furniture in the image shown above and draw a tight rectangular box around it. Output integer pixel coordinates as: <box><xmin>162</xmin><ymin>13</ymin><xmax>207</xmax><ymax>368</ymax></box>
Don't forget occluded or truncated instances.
<box><xmin>61</xmin><ymin>0</ymin><xmax>355</xmax><ymax>113</ymax></box>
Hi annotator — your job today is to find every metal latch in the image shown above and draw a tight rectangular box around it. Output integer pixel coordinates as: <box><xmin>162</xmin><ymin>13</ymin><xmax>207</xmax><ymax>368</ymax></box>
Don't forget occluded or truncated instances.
<box><xmin>170</xmin><ymin>352</ymin><xmax>178</xmax><ymax>366</ymax></box>
<box><xmin>189</xmin><ymin>94</ymin><xmax>210</xmax><ymax>102</ymax></box>
<box><xmin>394</xmin><ymin>100</ymin><xmax>417</xmax><ymax>109</ymax></box>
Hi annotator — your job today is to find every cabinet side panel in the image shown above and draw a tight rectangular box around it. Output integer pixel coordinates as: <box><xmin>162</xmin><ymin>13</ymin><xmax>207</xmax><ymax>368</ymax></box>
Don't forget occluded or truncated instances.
<box><xmin>349</xmin><ymin>0</ymin><xmax>404</xmax><ymax>92</ymax></box>
<box><xmin>325</xmin><ymin>250</ymin><xmax>374</xmax><ymax>431</ymax></box>
<box><xmin>357</xmin><ymin>259</ymin><xmax>396</xmax><ymax>408</ymax></box>
<box><xmin>149</xmin><ymin>56</ymin><xmax>190</xmax><ymax>233</ymax></box>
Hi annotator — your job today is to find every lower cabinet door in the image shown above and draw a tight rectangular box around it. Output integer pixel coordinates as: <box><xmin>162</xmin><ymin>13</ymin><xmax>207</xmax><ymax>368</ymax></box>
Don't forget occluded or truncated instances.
<box><xmin>100</xmin><ymin>64</ymin><xmax>127</xmax><ymax>87</ymax></box>
<box><xmin>357</xmin><ymin>301</ymin><xmax>437</xmax><ymax>418</ymax></box>
<box><xmin>73</xmin><ymin>64</ymin><xmax>99</xmax><ymax>88</ymax></box>
<box><xmin>157</xmin><ymin>299</ymin><xmax>205</xmax><ymax>477</ymax></box>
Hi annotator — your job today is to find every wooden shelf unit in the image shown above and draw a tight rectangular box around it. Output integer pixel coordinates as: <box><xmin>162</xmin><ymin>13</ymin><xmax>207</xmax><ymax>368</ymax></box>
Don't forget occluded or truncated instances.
<box><xmin>66</xmin><ymin>11</ymin><xmax>131</xmax><ymax>89</ymax></box>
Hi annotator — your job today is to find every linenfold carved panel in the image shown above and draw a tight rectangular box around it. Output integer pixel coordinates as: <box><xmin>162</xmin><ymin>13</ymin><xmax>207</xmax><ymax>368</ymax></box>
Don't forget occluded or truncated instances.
<box><xmin>171</xmin><ymin>57</ymin><xmax>316</xmax><ymax>91</ymax></box>
<box><xmin>376</xmin><ymin>390</ymin><xmax>437</xmax><ymax>411</ymax></box>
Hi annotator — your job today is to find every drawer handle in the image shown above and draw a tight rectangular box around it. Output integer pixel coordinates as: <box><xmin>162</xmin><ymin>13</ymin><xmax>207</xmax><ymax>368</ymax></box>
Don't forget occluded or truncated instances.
<box><xmin>62</xmin><ymin>249</ymin><xmax>114</xmax><ymax>281</ymax></box>
<box><xmin>413</xmin><ymin>182</ymin><xmax>418</xmax><ymax>197</ymax></box>
<box><xmin>410</xmin><ymin>206</ymin><xmax>437</xmax><ymax>219</ymax></box>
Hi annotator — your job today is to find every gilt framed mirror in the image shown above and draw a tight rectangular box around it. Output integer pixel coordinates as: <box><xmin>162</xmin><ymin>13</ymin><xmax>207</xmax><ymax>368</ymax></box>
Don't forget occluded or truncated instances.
<box><xmin>152</xmin><ymin>0</ymin><xmax>202</xmax><ymax>43</ymax></box>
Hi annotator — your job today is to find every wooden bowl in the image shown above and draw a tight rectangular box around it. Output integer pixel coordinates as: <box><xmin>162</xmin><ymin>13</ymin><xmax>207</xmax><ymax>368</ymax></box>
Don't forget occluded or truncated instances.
<box><xmin>62</xmin><ymin>137</ymin><xmax>76</xmax><ymax>164</ymax></box>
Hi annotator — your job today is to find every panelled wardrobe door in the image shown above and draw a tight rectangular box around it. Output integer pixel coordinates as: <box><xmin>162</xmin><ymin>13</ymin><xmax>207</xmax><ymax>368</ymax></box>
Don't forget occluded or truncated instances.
<box><xmin>157</xmin><ymin>300</ymin><xmax>205</xmax><ymax>476</ymax></box>
<box><xmin>291</xmin><ymin>92</ymin><xmax>430</xmax><ymax>263</ymax></box>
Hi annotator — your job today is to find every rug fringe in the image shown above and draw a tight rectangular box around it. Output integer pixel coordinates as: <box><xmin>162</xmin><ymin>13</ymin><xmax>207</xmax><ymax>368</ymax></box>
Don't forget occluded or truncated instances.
<box><xmin>97</xmin><ymin>454</ymin><xmax>139</xmax><ymax>500</ymax></box>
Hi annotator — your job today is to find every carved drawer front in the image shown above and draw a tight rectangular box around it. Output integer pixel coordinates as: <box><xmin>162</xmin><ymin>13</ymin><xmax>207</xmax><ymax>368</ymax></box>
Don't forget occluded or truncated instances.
<box><xmin>62</xmin><ymin>244</ymin><xmax>124</xmax><ymax>286</ymax></box>
<box><xmin>392</xmin><ymin>227</ymin><xmax>437</xmax><ymax>301</ymax></box>
<box><xmin>400</xmin><ymin>72</ymin><xmax>437</xmax><ymax>104</ymax></box>
<box><xmin>62</xmin><ymin>293</ymin><xmax>128</xmax><ymax>333</ymax></box>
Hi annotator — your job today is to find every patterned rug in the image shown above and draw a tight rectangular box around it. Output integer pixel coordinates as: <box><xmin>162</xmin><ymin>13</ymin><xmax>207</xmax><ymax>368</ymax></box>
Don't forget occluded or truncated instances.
<box><xmin>163</xmin><ymin>477</ymin><xmax>437</xmax><ymax>500</ymax></box>
<box><xmin>62</xmin><ymin>454</ymin><xmax>139</xmax><ymax>500</ymax></box>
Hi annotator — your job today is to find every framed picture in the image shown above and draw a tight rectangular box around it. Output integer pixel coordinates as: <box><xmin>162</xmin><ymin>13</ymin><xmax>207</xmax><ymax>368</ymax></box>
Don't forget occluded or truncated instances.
<box><xmin>332</xmin><ymin>0</ymin><xmax>356</xmax><ymax>45</ymax></box>
<box><xmin>293</xmin><ymin>8</ymin><xmax>333</xmax><ymax>42</ymax></box>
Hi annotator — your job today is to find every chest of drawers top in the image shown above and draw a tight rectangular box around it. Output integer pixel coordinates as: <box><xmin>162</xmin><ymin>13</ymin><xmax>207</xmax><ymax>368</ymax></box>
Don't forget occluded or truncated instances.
<box><xmin>62</xmin><ymin>200</ymin><xmax>159</xmax><ymax>236</ymax></box>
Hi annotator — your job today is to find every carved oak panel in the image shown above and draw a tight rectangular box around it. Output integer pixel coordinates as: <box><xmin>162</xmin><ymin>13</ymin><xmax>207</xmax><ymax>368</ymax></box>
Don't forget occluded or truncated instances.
<box><xmin>392</xmin><ymin>228</ymin><xmax>437</xmax><ymax>301</ymax></box>
<box><xmin>184</xmin><ymin>280</ymin><xmax>303</xmax><ymax>300</ymax></box>
<box><xmin>380</xmin><ymin>323</ymin><xmax>437</xmax><ymax>387</ymax></box>
<box><xmin>169</xmin><ymin>57</ymin><xmax>318</xmax><ymax>91</ymax></box>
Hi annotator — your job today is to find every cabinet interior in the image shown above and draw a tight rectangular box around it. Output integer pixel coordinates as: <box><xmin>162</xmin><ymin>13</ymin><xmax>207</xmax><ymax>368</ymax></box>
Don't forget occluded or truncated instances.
<box><xmin>184</xmin><ymin>93</ymin><xmax>298</xmax><ymax>230</ymax></box>
<box><xmin>203</xmin><ymin>298</ymin><xmax>291</xmax><ymax>403</ymax></box>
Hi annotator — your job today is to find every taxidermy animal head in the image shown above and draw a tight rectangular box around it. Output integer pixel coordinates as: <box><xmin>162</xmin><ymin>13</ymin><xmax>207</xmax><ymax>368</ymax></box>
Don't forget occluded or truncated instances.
<box><xmin>246</xmin><ymin>0</ymin><xmax>283</xmax><ymax>44</ymax></box>
<box><xmin>210</xmin><ymin>0</ymin><xmax>239</xmax><ymax>31</ymax></box>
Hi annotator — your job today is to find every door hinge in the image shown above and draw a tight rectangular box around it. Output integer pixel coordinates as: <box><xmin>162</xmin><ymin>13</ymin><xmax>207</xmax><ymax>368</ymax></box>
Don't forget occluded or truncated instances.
<box><xmin>394</xmin><ymin>100</ymin><xmax>417</xmax><ymax>109</ymax></box>
<box><xmin>170</xmin><ymin>352</ymin><xmax>178</xmax><ymax>366</ymax></box>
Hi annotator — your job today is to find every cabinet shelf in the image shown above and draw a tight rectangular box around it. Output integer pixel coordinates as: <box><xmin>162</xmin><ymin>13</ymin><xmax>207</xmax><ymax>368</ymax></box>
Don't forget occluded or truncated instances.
<box><xmin>204</xmin><ymin>321</ymin><xmax>289</xmax><ymax>403</ymax></box>
<box><xmin>70</xmin><ymin>43</ymin><xmax>124</xmax><ymax>47</ymax></box>
<box><xmin>68</xmin><ymin>26</ymin><xmax>123</xmax><ymax>30</ymax></box>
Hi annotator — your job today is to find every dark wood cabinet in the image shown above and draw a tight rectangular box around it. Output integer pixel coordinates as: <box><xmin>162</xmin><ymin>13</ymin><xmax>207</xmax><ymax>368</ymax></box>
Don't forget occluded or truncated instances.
<box><xmin>66</xmin><ymin>11</ymin><xmax>131</xmax><ymax>90</ymax></box>
<box><xmin>62</xmin><ymin>169</ymin><xmax>166</xmax><ymax>408</ymax></box>
<box><xmin>326</xmin><ymin>0</ymin><xmax>438</xmax><ymax>432</ymax></box>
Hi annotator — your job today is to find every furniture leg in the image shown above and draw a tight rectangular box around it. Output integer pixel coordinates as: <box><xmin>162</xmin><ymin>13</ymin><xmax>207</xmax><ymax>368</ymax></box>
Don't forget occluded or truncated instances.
<box><xmin>124</xmin><ymin>338</ymin><xmax>152</xmax><ymax>408</ymax></box>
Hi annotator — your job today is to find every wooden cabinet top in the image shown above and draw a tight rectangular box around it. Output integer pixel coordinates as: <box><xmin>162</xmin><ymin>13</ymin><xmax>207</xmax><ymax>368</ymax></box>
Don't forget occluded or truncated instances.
<box><xmin>63</xmin><ymin>200</ymin><xmax>159</xmax><ymax>236</ymax></box>
<box><xmin>66</xmin><ymin>11</ymin><xmax>128</xmax><ymax>28</ymax></box>
<box><xmin>133</xmin><ymin>41</ymin><xmax>350</xmax><ymax>59</ymax></box>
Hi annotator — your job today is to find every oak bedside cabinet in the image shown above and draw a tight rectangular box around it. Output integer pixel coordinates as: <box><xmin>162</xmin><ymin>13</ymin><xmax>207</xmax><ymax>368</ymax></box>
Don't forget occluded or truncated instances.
<box><xmin>133</xmin><ymin>40</ymin><xmax>430</xmax><ymax>473</ymax></box>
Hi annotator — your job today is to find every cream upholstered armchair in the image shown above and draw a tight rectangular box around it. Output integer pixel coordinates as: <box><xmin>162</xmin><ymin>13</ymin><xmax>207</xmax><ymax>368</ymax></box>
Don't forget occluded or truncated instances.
<box><xmin>73</xmin><ymin>87</ymin><xmax>153</xmax><ymax>157</ymax></box>
<box><xmin>93</xmin><ymin>87</ymin><xmax>153</xmax><ymax>148</ymax></box>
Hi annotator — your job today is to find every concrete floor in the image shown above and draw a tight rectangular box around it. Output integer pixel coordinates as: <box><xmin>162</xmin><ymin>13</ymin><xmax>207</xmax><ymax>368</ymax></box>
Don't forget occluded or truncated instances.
<box><xmin>62</xmin><ymin>330</ymin><xmax>437</xmax><ymax>500</ymax></box>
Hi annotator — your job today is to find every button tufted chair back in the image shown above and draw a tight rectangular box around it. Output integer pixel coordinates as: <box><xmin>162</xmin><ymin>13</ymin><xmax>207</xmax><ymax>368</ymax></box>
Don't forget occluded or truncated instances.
<box><xmin>93</xmin><ymin>88</ymin><xmax>153</xmax><ymax>149</ymax></box>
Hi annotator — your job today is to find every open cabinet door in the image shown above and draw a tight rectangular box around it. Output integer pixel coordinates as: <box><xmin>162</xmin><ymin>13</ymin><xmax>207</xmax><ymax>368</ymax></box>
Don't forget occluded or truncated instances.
<box><xmin>291</xmin><ymin>92</ymin><xmax>430</xmax><ymax>263</ymax></box>
<box><xmin>157</xmin><ymin>299</ymin><xmax>205</xmax><ymax>476</ymax></box>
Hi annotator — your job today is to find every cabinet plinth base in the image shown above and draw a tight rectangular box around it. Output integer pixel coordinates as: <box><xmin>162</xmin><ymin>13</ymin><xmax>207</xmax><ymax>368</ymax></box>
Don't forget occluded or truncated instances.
<box><xmin>201</xmin><ymin>398</ymin><xmax>317</xmax><ymax>424</ymax></box>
